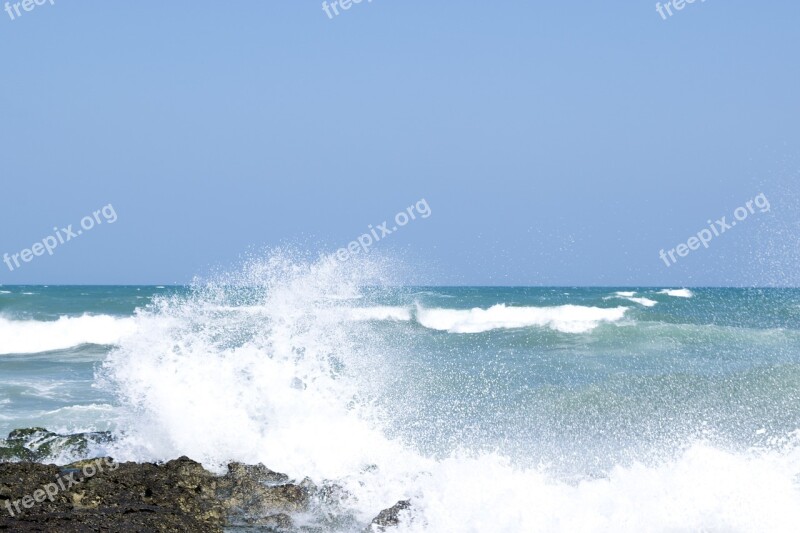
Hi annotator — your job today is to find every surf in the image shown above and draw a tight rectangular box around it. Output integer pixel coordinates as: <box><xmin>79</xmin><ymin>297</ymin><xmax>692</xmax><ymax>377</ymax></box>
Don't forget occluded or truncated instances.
<box><xmin>415</xmin><ymin>303</ymin><xmax>629</xmax><ymax>333</ymax></box>
<box><xmin>0</xmin><ymin>315</ymin><xmax>137</xmax><ymax>355</ymax></box>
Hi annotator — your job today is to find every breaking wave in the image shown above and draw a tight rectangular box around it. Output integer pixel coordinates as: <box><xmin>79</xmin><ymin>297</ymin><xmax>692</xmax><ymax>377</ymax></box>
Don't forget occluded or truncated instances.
<box><xmin>416</xmin><ymin>304</ymin><xmax>628</xmax><ymax>334</ymax></box>
<box><xmin>0</xmin><ymin>315</ymin><xmax>138</xmax><ymax>355</ymax></box>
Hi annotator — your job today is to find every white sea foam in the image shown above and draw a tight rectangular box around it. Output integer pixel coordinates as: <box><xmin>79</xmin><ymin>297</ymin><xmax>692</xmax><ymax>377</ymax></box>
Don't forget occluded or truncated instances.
<box><xmin>416</xmin><ymin>304</ymin><xmax>628</xmax><ymax>334</ymax></box>
<box><xmin>607</xmin><ymin>292</ymin><xmax>658</xmax><ymax>307</ymax></box>
<box><xmin>0</xmin><ymin>315</ymin><xmax>138</xmax><ymax>355</ymax></box>
<box><xmin>659</xmin><ymin>288</ymin><xmax>694</xmax><ymax>298</ymax></box>
<box><xmin>625</xmin><ymin>297</ymin><xmax>658</xmax><ymax>307</ymax></box>
<box><xmin>390</xmin><ymin>443</ymin><xmax>800</xmax><ymax>532</ymax></box>
<box><xmin>42</xmin><ymin>403</ymin><xmax>116</xmax><ymax>416</ymax></box>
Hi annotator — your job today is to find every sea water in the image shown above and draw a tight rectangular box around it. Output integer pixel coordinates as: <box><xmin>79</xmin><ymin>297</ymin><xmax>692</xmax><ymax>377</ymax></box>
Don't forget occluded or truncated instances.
<box><xmin>2</xmin><ymin>253</ymin><xmax>800</xmax><ymax>531</ymax></box>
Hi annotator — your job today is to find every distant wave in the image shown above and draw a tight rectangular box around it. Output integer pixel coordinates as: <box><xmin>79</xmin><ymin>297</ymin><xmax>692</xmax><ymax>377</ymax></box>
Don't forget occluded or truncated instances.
<box><xmin>625</xmin><ymin>296</ymin><xmax>658</xmax><ymax>307</ymax></box>
<box><xmin>0</xmin><ymin>315</ymin><xmax>137</xmax><ymax>355</ymax></box>
<box><xmin>660</xmin><ymin>288</ymin><xmax>694</xmax><ymax>298</ymax></box>
<box><xmin>605</xmin><ymin>292</ymin><xmax>658</xmax><ymax>307</ymax></box>
<box><xmin>416</xmin><ymin>304</ymin><xmax>628</xmax><ymax>334</ymax></box>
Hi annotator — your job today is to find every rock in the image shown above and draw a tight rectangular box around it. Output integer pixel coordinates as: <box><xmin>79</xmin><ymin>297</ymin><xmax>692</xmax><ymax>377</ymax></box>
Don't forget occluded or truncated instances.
<box><xmin>0</xmin><ymin>428</ymin><xmax>112</xmax><ymax>463</ymax></box>
<box><xmin>224</xmin><ymin>462</ymin><xmax>291</xmax><ymax>485</ymax></box>
<box><xmin>0</xmin><ymin>456</ymin><xmax>224</xmax><ymax>532</ymax></box>
<box><xmin>1</xmin><ymin>428</ymin><xmax>408</xmax><ymax>532</ymax></box>
<box><xmin>218</xmin><ymin>461</ymin><xmax>308</xmax><ymax>529</ymax></box>
<box><xmin>367</xmin><ymin>500</ymin><xmax>412</xmax><ymax>531</ymax></box>
<box><xmin>0</xmin><ymin>452</ymin><xmax>315</xmax><ymax>531</ymax></box>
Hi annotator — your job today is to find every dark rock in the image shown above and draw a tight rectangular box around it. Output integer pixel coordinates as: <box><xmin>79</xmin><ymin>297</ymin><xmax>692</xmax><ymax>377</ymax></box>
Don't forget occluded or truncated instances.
<box><xmin>224</xmin><ymin>462</ymin><xmax>291</xmax><ymax>485</ymax></box>
<box><xmin>367</xmin><ymin>500</ymin><xmax>412</xmax><ymax>531</ymax></box>
<box><xmin>218</xmin><ymin>462</ymin><xmax>309</xmax><ymax>528</ymax></box>
<box><xmin>0</xmin><ymin>428</ymin><xmax>112</xmax><ymax>463</ymax></box>
<box><xmin>1</xmin><ymin>428</ymin><xmax>407</xmax><ymax>532</ymax></box>
<box><xmin>0</xmin><ymin>456</ymin><xmax>224</xmax><ymax>532</ymax></box>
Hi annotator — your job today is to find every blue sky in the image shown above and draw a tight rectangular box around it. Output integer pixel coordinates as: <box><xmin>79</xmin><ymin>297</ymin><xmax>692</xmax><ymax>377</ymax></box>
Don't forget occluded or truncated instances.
<box><xmin>1</xmin><ymin>1</ymin><xmax>798</xmax><ymax>286</ymax></box>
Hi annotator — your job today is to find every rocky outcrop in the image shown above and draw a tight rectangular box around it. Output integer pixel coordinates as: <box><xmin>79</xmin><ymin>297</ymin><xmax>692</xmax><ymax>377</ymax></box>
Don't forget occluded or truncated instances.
<box><xmin>0</xmin><ymin>429</ymin><xmax>411</xmax><ymax>532</ymax></box>
<box><xmin>0</xmin><ymin>457</ymin><xmax>224</xmax><ymax>532</ymax></box>
<box><xmin>0</xmin><ymin>456</ymin><xmax>316</xmax><ymax>532</ymax></box>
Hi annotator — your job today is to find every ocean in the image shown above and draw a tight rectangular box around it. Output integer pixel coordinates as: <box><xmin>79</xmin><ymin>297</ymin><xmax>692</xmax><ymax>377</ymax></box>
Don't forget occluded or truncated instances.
<box><xmin>2</xmin><ymin>255</ymin><xmax>800</xmax><ymax>531</ymax></box>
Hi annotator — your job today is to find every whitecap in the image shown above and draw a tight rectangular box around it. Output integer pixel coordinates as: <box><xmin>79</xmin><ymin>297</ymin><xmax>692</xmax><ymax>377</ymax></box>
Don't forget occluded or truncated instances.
<box><xmin>625</xmin><ymin>297</ymin><xmax>658</xmax><ymax>307</ymax></box>
<box><xmin>659</xmin><ymin>288</ymin><xmax>694</xmax><ymax>298</ymax></box>
<box><xmin>416</xmin><ymin>304</ymin><xmax>628</xmax><ymax>334</ymax></box>
<box><xmin>0</xmin><ymin>315</ymin><xmax>138</xmax><ymax>355</ymax></box>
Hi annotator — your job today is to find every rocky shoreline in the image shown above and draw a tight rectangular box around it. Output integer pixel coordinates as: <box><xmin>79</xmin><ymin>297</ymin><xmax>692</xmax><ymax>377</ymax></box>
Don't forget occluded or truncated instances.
<box><xmin>0</xmin><ymin>429</ymin><xmax>411</xmax><ymax>532</ymax></box>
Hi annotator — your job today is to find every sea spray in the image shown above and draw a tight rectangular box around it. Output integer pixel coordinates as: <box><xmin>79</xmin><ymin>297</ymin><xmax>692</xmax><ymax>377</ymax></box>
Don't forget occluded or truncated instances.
<box><xmin>98</xmin><ymin>251</ymin><xmax>430</xmax><ymax>525</ymax></box>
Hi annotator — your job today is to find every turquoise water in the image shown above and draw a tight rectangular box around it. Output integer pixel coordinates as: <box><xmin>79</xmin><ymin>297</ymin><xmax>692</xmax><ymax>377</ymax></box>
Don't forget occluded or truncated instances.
<box><xmin>0</xmin><ymin>286</ymin><xmax>178</xmax><ymax>436</ymax></box>
<box><xmin>2</xmin><ymin>272</ymin><xmax>800</xmax><ymax>531</ymax></box>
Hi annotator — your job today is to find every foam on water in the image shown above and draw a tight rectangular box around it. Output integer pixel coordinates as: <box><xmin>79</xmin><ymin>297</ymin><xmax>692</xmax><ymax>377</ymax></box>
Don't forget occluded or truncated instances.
<box><xmin>416</xmin><ymin>304</ymin><xmax>628</xmax><ymax>333</ymax></box>
<box><xmin>95</xmin><ymin>254</ymin><xmax>800</xmax><ymax>531</ymax></box>
<box><xmin>660</xmin><ymin>288</ymin><xmax>694</xmax><ymax>298</ymax></box>
<box><xmin>393</xmin><ymin>442</ymin><xmax>800</xmax><ymax>532</ymax></box>
<box><xmin>624</xmin><ymin>296</ymin><xmax>658</xmax><ymax>307</ymax></box>
<box><xmin>0</xmin><ymin>315</ymin><xmax>137</xmax><ymax>355</ymax></box>
<box><xmin>605</xmin><ymin>292</ymin><xmax>659</xmax><ymax>307</ymax></box>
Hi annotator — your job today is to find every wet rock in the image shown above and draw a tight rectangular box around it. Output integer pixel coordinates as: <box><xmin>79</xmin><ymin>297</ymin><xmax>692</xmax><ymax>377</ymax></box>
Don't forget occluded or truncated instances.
<box><xmin>218</xmin><ymin>462</ymin><xmax>309</xmax><ymax>528</ymax></box>
<box><xmin>1</xmin><ymin>428</ymin><xmax>401</xmax><ymax>532</ymax></box>
<box><xmin>0</xmin><ymin>428</ymin><xmax>112</xmax><ymax>463</ymax></box>
<box><xmin>0</xmin><ymin>453</ymin><xmax>315</xmax><ymax>532</ymax></box>
<box><xmin>224</xmin><ymin>462</ymin><xmax>291</xmax><ymax>485</ymax></box>
<box><xmin>367</xmin><ymin>500</ymin><xmax>412</xmax><ymax>531</ymax></box>
<box><xmin>0</xmin><ymin>457</ymin><xmax>223</xmax><ymax>532</ymax></box>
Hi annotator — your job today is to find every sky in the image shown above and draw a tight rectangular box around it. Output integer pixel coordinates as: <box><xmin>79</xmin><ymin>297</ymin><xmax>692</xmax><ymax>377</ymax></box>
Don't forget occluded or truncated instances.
<box><xmin>1</xmin><ymin>1</ymin><xmax>798</xmax><ymax>286</ymax></box>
